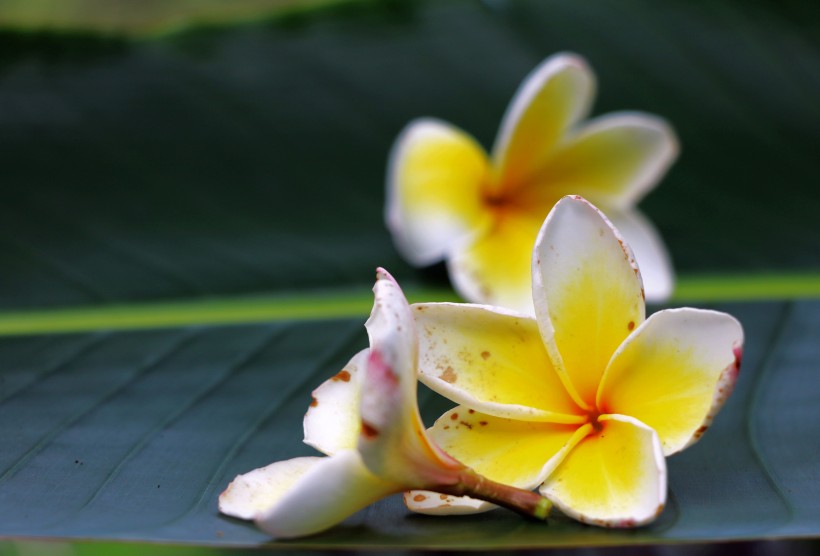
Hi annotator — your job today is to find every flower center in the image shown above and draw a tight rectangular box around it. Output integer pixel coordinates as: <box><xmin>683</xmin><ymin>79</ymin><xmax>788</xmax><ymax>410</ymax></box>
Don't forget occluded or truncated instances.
<box><xmin>586</xmin><ymin>410</ymin><xmax>604</xmax><ymax>433</ymax></box>
<box><xmin>482</xmin><ymin>190</ymin><xmax>511</xmax><ymax>209</ymax></box>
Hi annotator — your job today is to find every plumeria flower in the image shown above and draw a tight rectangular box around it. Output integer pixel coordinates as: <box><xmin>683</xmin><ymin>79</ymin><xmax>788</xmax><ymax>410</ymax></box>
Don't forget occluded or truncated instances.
<box><xmin>220</xmin><ymin>269</ymin><xmax>552</xmax><ymax>538</ymax></box>
<box><xmin>387</xmin><ymin>52</ymin><xmax>678</xmax><ymax>315</ymax></box>
<box><xmin>405</xmin><ymin>196</ymin><xmax>743</xmax><ymax>527</ymax></box>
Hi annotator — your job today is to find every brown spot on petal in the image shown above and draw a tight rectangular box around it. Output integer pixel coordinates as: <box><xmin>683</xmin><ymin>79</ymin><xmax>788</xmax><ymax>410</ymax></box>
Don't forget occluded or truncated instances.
<box><xmin>627</xmin><ymin>321</ymin><xmax>635</xmax><ymax>331</ymax></box>
<box><xmin>439</xmin><ymin>494</ymin><xmax>449</xmax><ymax>500</ymax></box>
<box><xmin>693</xmin><ymin>425</ymin><xmax>709</xmax><ymax>439</ymax></box>
<box><xmin>310</xmin><ymin>397</ymin><xmax>319</xmax><ymax>408</ymax></box>
<box><xmin>333</xmin><ymin>370</ymin><xmax>351</xmax><ymax>382</ymax></box>
<box><xmin>460</xmin><ymin>421</ymin><xmax>473</xmax><ymax>430</ymax></box>
<box><xmin>481</xmin><ymin>351</ymin><xmax>491</xmax><ymax>360</ymax></box>
<box><xmin>468</xmin><ymin>409</ymin><xmax>475</xmax><ymax>414</ymax></box>
<box><xmin>451</xmin><ymin>413</ymin><xmax>459</xmax><ymax>420</ymax></box>
<box><xmin>413</xmin><ymin>494</ymin><xmax>427</xmax><ymax>502</ymax></box>
<box><xmin>479</xmin><ymin>421</ymin><xmax>488</xmax><ymax>426</ymax></box>
<box><xmin>440</xmin><ymin>366</ymin><xmax>457</xmax><ymax>383</ymax></box>
<box><xmin>361</xmin><ymin>420</ymin><xmax>379</xmax><ymax>439</ymax></box>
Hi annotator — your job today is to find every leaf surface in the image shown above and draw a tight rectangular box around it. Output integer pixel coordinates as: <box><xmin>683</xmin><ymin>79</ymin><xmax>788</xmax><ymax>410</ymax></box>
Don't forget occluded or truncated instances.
<box><xmin>0</xmin><ymin>301</ymin><xmax>817</xmax><ymax>548</ymax></box>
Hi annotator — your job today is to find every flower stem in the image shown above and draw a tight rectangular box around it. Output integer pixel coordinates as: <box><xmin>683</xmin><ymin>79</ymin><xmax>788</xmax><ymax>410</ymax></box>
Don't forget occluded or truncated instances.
<box><xmin>438</xmin><ymin>468</ymin><xmax>552</xmax><ymax>521</ymax></box>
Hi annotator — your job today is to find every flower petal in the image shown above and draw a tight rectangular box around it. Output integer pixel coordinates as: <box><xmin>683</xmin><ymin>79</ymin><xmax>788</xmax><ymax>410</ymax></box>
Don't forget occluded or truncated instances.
<box><xmin>533</xmin><ymin>196</ymin><xmax>645</xmax><ymax>409</ymax></box>
<box><xmin>606</xmin><ymin>209</ymin><xmax>674</xmax><ymax>303</ymax></box>
<box><xmin>364</xmin><ymin>268</ymin><xmax>417</xmax><ymax>390</ymax></box>
<box><xmin>447</xmin><ymin>210</ymin><xmax>543</xmax><ymax>315</ymax></box>
<box><xmin>406</xmin><ymin>408</ymin><xmax>588</xmax><ymax>516</ymax></box>
<box><xmin>303</xmin><ymin>348</ymin><xmax>369</xmax><ymax>456</ymax></box>
<box><xmin>491</xmin><ymin>53</ymin><xmax>595</xmax><ymax>197</ymax></box>
<box><xmin>219</xmin><ymin>456</ymin><xmax>322</xmax><ymax>520</ymax></box>
<box><xmin>253</xmin><ymin>450</ymin><xmax>399</xmax><ymax>539</ymax></box>
<box><xmin>404</xmin><ymin>489</ymin><xmax>491</xmax><ymax>515</ymax></box>
<box><xmin>413</xmin><ymin>302</ymin><xmax>583</xmax><ymax>422</ymax></box>
<box><xmin>540</xmin><ymin>414</ymin><xmax>666</xmax><ymax>527</ymax></box>
<box><xmin>597</xmin><ymin>308</ymin><xmax>744</xmax><ymax>455</ymax></box>
<box><xmin>386</xmin><ymin>118</ymin><xmax>492</xmax><ymax>265</ymax></box>
<box><xmin>429</xmin><ymin>407</ymin><xmax>585</xmax><ymax>491</ymax></box>
<box><xmin>359</xmin><ymin>269</ymin><xmax>462</xmax><ymax>486</ymax></box>
<box><xmin>517</xmin><ymin>112</ymin><xmax>678</xmax><ymax>210</ymax></box>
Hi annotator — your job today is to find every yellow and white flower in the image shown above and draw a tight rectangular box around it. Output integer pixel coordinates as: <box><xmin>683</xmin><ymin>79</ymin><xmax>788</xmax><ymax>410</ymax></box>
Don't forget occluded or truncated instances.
<box><xmin>220</xmin><ymin>269</ymin><xmax>551</xmax><ymax>538</ymax></box>
<box><xmin>387</xmin><ymin>53</ymin><xmax>678</xmax><ymax>315</ymax></box>
<box><xmin>406</xmin><ymin>196</ymin><xmax>743</xmax><ymax>526</ymax></box>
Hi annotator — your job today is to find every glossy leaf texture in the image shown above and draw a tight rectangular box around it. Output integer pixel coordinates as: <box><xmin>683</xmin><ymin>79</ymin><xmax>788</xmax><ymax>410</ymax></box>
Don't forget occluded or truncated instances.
<box><xmin>0</xmin><ymin>0</ymin><xmax>818</xmax><ymax>310</ymax></box>
<box><xmin>0</xmin><ymin>300</ymin><xmax>816</xmax><ymax>548</ymax></box>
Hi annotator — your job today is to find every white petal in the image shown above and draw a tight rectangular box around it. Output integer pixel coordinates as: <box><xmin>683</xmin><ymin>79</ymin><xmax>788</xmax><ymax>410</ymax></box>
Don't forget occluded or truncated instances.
<box><xmin>303</xmin><ymin>349</ymin><xmax>369</xmax><ymax>456</ymax></box>
<box><xmin>404</xmin><ymin>490</ymin><xmax>494</xmax><ymax>515</ymax></box>
<box><xmin>219</xmin><ymin>456</ymin><xmax>322</xmax><ymax>521</ymax></box>
<box><xmin>364</xmin><ymin>268</ymin><xmax>417</xmax><ymax>394</ymax></box>
<box><xmin>359</xmin><ymin>269</ymin><xmax>461</xmax><ymax>486</ymax></box>
<box><xmin>254</xmin><ymin>450</ymin><xmax>398</xmax><ymax>539</ymax></box>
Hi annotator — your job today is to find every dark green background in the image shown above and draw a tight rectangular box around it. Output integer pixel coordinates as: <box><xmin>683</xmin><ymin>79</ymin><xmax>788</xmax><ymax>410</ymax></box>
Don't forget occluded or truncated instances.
<box><xmin>0</xmin><ymin>0</ymin><xmax>817</xmax><ymax>310</ymax></box>
<box><xmin>0</xmin><ymin>0</ymin><xmax>818</xmax><ymax>552</ymax></box>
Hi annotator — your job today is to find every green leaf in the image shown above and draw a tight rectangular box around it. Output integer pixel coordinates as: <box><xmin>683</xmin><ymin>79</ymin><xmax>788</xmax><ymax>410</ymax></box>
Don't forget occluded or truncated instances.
<box><xmin>0</xmin><ymin>300</ymin><xmax>817</xmax><ymax>548</ymax></box>
<box><xmin>0</xmin><ymin>0</ymin><xmax>817</xmax><ymax>310</ymax></box>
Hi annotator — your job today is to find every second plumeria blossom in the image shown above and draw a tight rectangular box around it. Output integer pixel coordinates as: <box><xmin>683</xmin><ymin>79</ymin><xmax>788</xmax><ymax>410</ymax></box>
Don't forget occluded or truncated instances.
<box><xmin>406</xmin><ymin>196</ymin><xmax>743</xmax><ymax>526</ymax></box>
<box><xmin>220</xmin><ymin>269</ymin><xmax>551</xmax><ymax>538</ymax></box>
<box><xmin>387</xmin><ymin>52</ymin><xmax>678</xmax><ymax>315</ymax></box>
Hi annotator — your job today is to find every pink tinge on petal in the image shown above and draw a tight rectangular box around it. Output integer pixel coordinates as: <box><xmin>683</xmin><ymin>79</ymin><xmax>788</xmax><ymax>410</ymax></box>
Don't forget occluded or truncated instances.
<box><xmin>358</xmin><ymin>348</ymin><xmax>463</xmax><ymax>488</ymax></box>
<box><xmin>359</xmin><ymin>348</ymin><xmax>401</xmax><ymax>441</ymax></box>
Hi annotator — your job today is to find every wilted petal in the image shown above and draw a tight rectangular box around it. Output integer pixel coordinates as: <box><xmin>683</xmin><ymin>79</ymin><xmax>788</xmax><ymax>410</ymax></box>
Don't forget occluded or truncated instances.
<box><xmin>303</xmin><ymin>349</ymin><xmax>368</xmax><ymax>456</ymax></box>
<box><xmin>447</xmin><ymin>211</ymin><xmax>543</xmax><ymax>315</ymax></box>
<box><xmin>518</xmin><ymin>112</ymin><xmax>678</xmax><ymax>210</ymax></box>
<box><xmin>386</xmin><ymin>119</ymin><xmax>492</xmax><ymax>265</ymax></box>
<box><xmin>492</xmin><ymin>53</ymin><xmax>595</xmax><ymax>197</ymax></box>
<box><xmin>533</xmin><ymin>196</ymin><xmax>645</xmax><ymax>409</ymax></box>
<box><xmin>607</xmin><ymin>209</ymin><xmax>674</xmax><ymax>303</ymax></box>
<box><xmin>404</xmin><ymin>489</ymin><xmax>491</xmax><ymax>515</ymax></box>
<box><xmin>540</xmin><ymin>415</ymin><xmax>666</xmax><ymax>527</ymax></box>
<box><xmin>364</xmin><ymin>268</ymin><xmax>417</xmax><ymax>393</ymax></box>
<box><xmin>254</xmin><ymin>450</ymin><xmax>399</xmax><ymax>539</ymax></box>
<box><xmin>598</xmin><ymin>308</ymin><xmax>744</xmax><ymax>455</ymax></box>
<box><xmin>359</xmin><ymin>269</ymin><xmax>462</xmax><ymax>486</ymax></box>
<box><xmin>220</xmin><ymin>456</ymin><xmax>322</xmax><ymax>520</ymax></box>
<box><xmin>413</xmin><ymin>303</ymin><xmax>583</xmax><ymax>422</ymax></box>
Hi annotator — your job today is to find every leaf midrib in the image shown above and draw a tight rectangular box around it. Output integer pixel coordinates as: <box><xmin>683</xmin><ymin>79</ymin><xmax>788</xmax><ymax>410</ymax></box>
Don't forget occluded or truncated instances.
<box><xmin>0</xmin><ymin>272</ymin><xmax>817</xmax><ymax>336</ymax></box>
